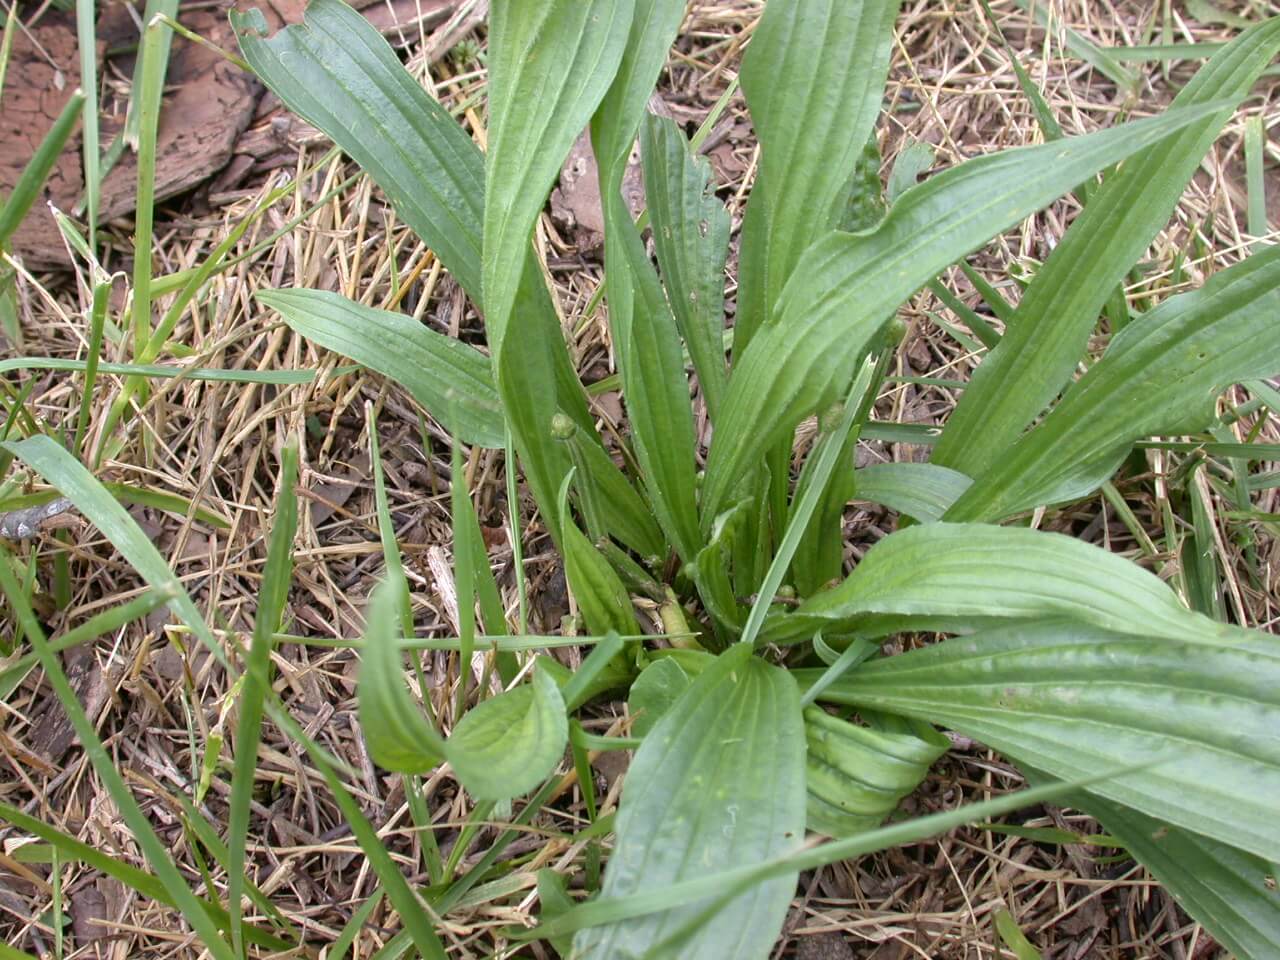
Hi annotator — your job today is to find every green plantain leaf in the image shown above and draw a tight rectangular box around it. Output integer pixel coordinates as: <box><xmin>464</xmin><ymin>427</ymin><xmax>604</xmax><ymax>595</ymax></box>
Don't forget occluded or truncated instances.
<box><xmin>259</xmin><ymin>289</ymin><xmax>504</xmax><ymax>448</ymax></box>
<box><xmin>932</xmin><ymin>19</ymin><xmax>1280</xmax><ymax>476</ymax></box>
<box><xmin>641</xmin><ymin>113</ymin><xmax>731</xmax><ymax>419</ymax></box>
<box><xmin>562</xmin><ymin>512</ymin><xmax>640</xmax><ymax>638</ymax></box>
<box><xmin>446</xmin><ymin>666</ymin><xmax>568</xmax><ymax>803</ymax></box>
<box><xmin>764</xmin><ymin>522</ymin><xmax>1241</xmax><ymax>646</ymax></box>
<box><xmin>854</xmin><ymin>461</ymin><xmax>972</xmax><ymax>522</ymax></box>
<box><xmin>1065</xmin><ymin>790</ymin><xmax>1280</xmax><ymax>960</ymax></box>
<box><xmin>701</xmin><ymin>100</ymin><xmax>1229</xmax><ymax>522</ymax></box>
<box><xmin>357</xmin><ymin>580</ymin><xmax>445</xmax><ymax>774</ymax></box>
<box><xmin>590</xmin><ymin>0</ymin><xmax>686</xmax><ymax>182</ymax></box>
<box><xmin>627</xmin><ymin>656</ymin><xmax>692</xmax><ymax>738</ymax></box>
<box><xmin>232</xmin><ymin>0</ymin><xmax>484</xmax><ymax>297</ymax></box>
<box><xmin>589</xmin><ymin>0</ymin><xmax>700</xmax><ymax>563</ymax></box>
<box><xmin>734</xmin><ymin>0</ymin><xmax>903</xmax><ymax>352</ymax></box>
<box><xmin>807</xmin><ymin>619</ymin><xmax>1280</xmax><ymax>862</ymax></box>
<box><xmin>483</xmin><ymin>0</ymin><xmax>634</xmax><ymax>347</ymax></box>
<box><xmin>573</xmin><ymin>644</ymin><xmax>805</xmax><ymax>959</ymax></box>
<box><xmin>947</xmin><ymin>243</ymin><xmax>1280</xmax><ymax>521</ymax></box>
<box><xmin>233</xmin><ymin>0</ymin><xmax>593</xmax><ymax>540</ymax></box>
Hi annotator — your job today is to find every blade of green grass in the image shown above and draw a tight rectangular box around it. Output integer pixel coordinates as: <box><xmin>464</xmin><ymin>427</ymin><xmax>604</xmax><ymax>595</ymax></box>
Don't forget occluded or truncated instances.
<box><xmin>226</xmin><ymin>445</ymin><xmax>297</xmax><ymax>957</ymax></box>
<box><xmin>76</xmin><ymin>0</ymin><xmax>99</xmax><ymax>251</ymax></box>
<box><xmin>128</xmin><ymin>18</ymin><xmax>167</xmax><ymax>359</ymax></box>
<box><xmin>72</xmin><ymin>276</ymin><xmax>110</xmax><ymax>457</ymax></box>
<box><xmin>0</xmin><ymin>355</ymin><xmax>316</xmax><ymax>384</ymax></box>
<box><xmin>0</xmin><ymin>589</ymin><xmax>168</xmax><ymax>699</ymax></box>
<box><xmin>0</xmin><ymin>90</ymin><xmax>86</xmax><ymax>249</ymax></box>
<box><xmin>0</xmin><ymin>554</ymin><xmax>236</xmax><ymax>959</ymax></box>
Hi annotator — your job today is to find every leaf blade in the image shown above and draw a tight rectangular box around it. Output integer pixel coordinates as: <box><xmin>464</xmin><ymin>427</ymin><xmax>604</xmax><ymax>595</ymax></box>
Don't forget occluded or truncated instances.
<box><xmin>574</xmin><ymin>644</ymin><xmax>805</xmax><ymax>959</ymax></box>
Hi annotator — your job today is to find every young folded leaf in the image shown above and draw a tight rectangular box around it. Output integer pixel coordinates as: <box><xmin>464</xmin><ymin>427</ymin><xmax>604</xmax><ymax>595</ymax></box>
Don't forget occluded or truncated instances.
<box><xmin>806</xmin><ymin>619</ymin><xmax>1280</xmax><ymax>862</ymax></box>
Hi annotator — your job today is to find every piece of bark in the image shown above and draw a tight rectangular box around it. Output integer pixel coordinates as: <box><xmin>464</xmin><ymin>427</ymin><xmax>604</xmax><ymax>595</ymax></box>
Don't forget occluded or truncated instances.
<box><xmin>96</xmin><ymin>3</ymin><xmax>269</xmax><ymax>222</ymax></box>
<box><xmin>27</xmin><ymin>648</ymin><xmax>114</xmax><ymax>764</ymax></box>
<box><xmin>0</xmin><ymin>11</ymin><xmax>84</xmax><ymax>267</ymax></box>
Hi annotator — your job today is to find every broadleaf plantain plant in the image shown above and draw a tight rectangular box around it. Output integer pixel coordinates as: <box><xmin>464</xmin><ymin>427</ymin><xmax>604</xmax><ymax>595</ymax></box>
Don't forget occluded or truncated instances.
<box><xmin>232</xmin><ymin>1</ymin><xmax>1280</xmax><ymax>956</ymax></box>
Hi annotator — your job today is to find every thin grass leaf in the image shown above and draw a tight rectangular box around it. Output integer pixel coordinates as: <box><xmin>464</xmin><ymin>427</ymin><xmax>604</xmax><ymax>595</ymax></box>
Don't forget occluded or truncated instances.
<box><xmin>72</xmin><ymin>277</ymin><xmax>109</xmax><ymax>457</ymax></box>
<box><xmin>0</xmin><ymin>802</ymin><xmax>291</xmax><ymax>953</ymax></box>
<box><xmin>0</xmin><ymin>91</ymin><xmax>85</xmax><ymax>249</ymax></box>
<box><xmin>271</xmin><ymin>704</ymin><xmax>448</xmax><ymax>960</ymax></box>
<box><xmin>947</xmin><ymin>244</ymin><xmax>1280</xmax><ymax>521</ymax></box>
<box><xmin>0</xmin><ymin>2</ymin><xmax>17</xmax><ymax>100</ymax></box>
<box><xmin>0</xmin><ymin>555</ymin><xmax>236</xmax><ymax>960</ymax></box>
<box><xmin>449</xmin><ymin>430</ymin><xmax>477</xmax><ymax>708</ymax></box>
<box><xmin>0</xmin><ymin>356</ymin><xmax>316</xmax><ymax>384</ymax></box>
<box><xmin>1011</xmin><ymin>0</ymin><xmax>1139</xmax><ymax>94</ymax></box>
<box><xmin>260</xmin><ymin>289</ymin><xmax>503</xmax><ymax>447</ymax></box>
<box><xmin>76</xmin><ymin>0</ymin><xmax>99</xmax><ymax>250</ymax></box>
<box><xmin>572</xmin><ymin>644</ymin><xmax>805</xmax><ymax>960</ymax></box>
<box><xmin>122</xmin><ymin>0</ymin><xmax>178</xmax><ymax>150</ymax></box>
<box><xmin>128</xmin><ymin>18</ymin><xmax>167</xmax><ymax>358</ymax></box>
<box><xmin>3</xmin><ymin>435</ymin><xmax>221</xmax><ymax>657</ymax></box>
<box><xmin>933</xmin><ymin>19</ymin><xmax>1280</xmax><ymax>476</ymax></box>
<box><xmin>641</xmin><ymin>113</ymin><xmax>730</xmax><ymax>419</ymax></box>
<box><xmin>807</xmin><ymin>618</ymin><xmax>1280</xmax><ymax>862</ymax></box>
<box><xmin>702</xmin><ymin>100</ymin><xmax>1228</xmax><ymax>522</ymax></box>
<box><xmin>227</xmin><ymin>445</ymin><xmax>296</xmax><ymax>956</ymax></box>
<box><xmin>0</xmin><ymin>589</ymin><xmax>168</xmax><ymax>700</ymax></box>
